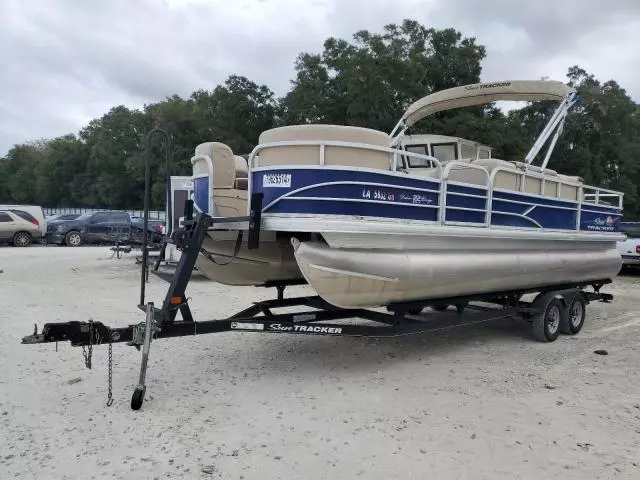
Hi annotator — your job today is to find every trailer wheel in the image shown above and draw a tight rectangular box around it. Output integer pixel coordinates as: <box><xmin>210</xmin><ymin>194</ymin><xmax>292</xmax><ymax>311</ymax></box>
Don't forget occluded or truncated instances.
<box><xmin>560</xmin><ymin>293</ymin><xmax>586</xmax><ymax>335</ymax></box>
<box><xmin>131</xmin><ymin>387</ymin><xmax>145</xmax><ymax>410</ymax></box>
<box><xmin>532</xmin><ymin>297</ymin><xmax>563</xmax><ymax>342</ymax></box>
<box><xmin>407</xmin><ymin>307</ymin><xmax>423</xmax><ymax>315</ymax></box>
<box><xmin>432</xmin><ymin>304</ymin><xmax>448</xmax><ymax>312</ymax></box>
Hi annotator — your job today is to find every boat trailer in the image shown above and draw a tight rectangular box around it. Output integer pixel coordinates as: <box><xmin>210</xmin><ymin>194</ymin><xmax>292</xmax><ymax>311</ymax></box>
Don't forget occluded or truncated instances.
<box><xmin>21</xmin><ymin>191</ymin><xmax>614</xmax><ymax>410</ymax></box>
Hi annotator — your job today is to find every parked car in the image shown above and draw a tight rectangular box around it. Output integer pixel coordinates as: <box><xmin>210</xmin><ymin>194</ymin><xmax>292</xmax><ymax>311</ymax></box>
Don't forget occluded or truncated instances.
<box><xmin>46</xmin><ymin>210</ymin><xmax>165</xmax><ymax>247</ymax></box>
<box><xmin>0</xmin><ymin>209</ymin><xmax>43</xmax><ymax>246</ymax></box>
<box><xmin>617</xmin><ymin>222</ymin><xmax>640</xmax><ymax>268</ymax></box>
<box><xmin>46</xmin><ymin>213</ymin><xmax>81</xmax><ymax>222</ymax></box>
<box><xmin>130</xmin><ymin>216</ymin><xmax>166</xmax><ymax>235</ymax></box>
<box><xmin>47</xmin><ymin>211</ymin><xmax>133</xmax><ymax>246</ymax></box>
<box><xmin>0</xmin><ymin>204</ymin><xmax>46</xmax><ymax>242</ymax></box>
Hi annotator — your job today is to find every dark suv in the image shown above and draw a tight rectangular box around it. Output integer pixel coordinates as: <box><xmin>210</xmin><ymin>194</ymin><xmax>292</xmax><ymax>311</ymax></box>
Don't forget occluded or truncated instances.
<box><xmin>47</xmin><ymin>211</ymin><xmax>165</xmax><ymax>247</ymax></box>
<box><xmin>47</xmin><ymin>211</ymin><xmax>132</xmax><ymax>246</ymax></box>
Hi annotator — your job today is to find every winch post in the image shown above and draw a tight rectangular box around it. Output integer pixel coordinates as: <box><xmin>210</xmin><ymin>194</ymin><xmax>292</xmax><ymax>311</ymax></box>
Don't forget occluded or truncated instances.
<box><xmin>248</xmin><ymin>192</ymin><xmax>263</xmax><ymax>249</ymax></box>
<box><xmin>131</xmin><ymin>302</ymin><xmax>155</xmax><ymax>410</ymax></box>
<box><xmin>156</xmin><ymin>193</ymin><xmax>263</xmax><ymax>324</ymax></box>
<box><xmin>158</xmin><ymin>212</ymin><xmax>211</xmax><ymax>324</ymax></box>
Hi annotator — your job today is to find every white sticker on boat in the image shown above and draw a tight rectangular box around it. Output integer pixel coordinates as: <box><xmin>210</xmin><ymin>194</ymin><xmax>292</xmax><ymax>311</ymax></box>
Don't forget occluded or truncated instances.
<box><xmin>230</xmin><ymin>322</ymin><xmax>264</xmax><ymax>331</ymax></box>
<box><xmin>263</xmin><ymin>173</ymin><xmax>292</xmax><ymax>188</ymax></box>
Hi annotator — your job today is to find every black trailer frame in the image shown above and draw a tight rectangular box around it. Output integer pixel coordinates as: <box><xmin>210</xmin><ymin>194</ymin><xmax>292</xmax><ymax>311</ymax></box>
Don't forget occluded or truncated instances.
<box><xmin>20</xmin><ymin>133</ymin><xmax>616</xmax><ymax>411</ymax></box>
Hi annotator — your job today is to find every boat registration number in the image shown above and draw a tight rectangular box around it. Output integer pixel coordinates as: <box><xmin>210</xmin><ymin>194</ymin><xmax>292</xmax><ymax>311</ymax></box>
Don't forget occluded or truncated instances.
<box><xmin>263</xmin><ymin>173</ymin><xmax>292</xmax><ymax>188</ymax></box>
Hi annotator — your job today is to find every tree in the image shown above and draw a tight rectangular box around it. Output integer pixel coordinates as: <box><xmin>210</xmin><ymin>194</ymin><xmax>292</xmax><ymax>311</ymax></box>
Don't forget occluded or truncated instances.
<box><xmin>1</xmin><ymin>143</ymin><xmax>46</xmax><ymax>204</ymax></box>
<box><xmin>190</xmin><ymin>75</ymin><xmax>278</xmax><ymax>154</ymax></box>
<box><xmin>280</xmin><ymin>20</ymin><xmax>486</xmax><ymax>132</ymax></box>
<box><xmin>79</xmin><ymin>105</ymin><xmax>153</xmax><ymax>208</ymax></box>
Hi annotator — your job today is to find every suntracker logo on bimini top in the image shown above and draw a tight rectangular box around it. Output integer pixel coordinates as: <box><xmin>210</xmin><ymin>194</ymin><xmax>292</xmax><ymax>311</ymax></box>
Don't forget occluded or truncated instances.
<box><xmin>464</xmin><ymin>82</ymin><xmax>511</xmax><ymax>91</ymax></box>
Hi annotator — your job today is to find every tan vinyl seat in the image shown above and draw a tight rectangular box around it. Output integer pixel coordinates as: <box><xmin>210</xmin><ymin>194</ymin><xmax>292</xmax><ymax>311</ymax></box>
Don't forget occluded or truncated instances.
<box><xmin>407</xmin><ymin>167</ymin><xmax>441</xmax><ymax>179</ymax></box>
<box><xmin>234</xmin><ymin>155</ymin><xmax>249</xmax><ymax>190</ymax></box>
<box><xmin>471</xmin><ymin>158</ymin><xmax>518</xmax><ymax>172</ymax></box>
<box><xmin>192</xmin><ymin>142</ymin><xmax>248</xmax><ymax>216</ymax></box>
<box><xmin>470</xmin><ymin>158</ymin><xmax>583</xmax><ymax>199</ymax></box>
<box><xmin>257</xmin><ymin>124</ymin><xmax>391</xmax><ymax>170</ymax></box>
<box><xmin>556</xmin><ymin>173</ymin><xmax>582</xmax><ymax>200</ymax></box>
<box><xmin>193</xmin><ymin>142</ymin><xmax>236</xmax><ymax>188</ymax></box>
<box><xmin>471</xmin><ymin>158</ymin><xmax>519</xmax><ymax>190</ymax></box>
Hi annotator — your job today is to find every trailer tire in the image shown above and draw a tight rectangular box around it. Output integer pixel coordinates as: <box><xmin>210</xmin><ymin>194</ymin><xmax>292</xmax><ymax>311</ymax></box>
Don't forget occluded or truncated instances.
<box><xmin>532</xmin><ymin>297</ymin><xmax>563</xmax><ymax>342</ymax></box>
<box><xmin>560</xmin><ymin>293</ymin><xmax>586</xmax><ymax>335</ymax></box>
<box><xmin>131</xmin><ymin>388</ymin><xmax>145</xmax><ymax>410</ymax></box>
<box><xmin>432</xmin><ymin>304</ymin><xmax>448</xmax><ymax>312</ymax></box>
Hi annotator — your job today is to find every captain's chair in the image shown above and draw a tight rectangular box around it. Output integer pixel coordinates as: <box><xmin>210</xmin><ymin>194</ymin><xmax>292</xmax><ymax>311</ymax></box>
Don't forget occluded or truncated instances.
<box><xmin>192</xmin><ymin>142</ymin><xmax>248</xmax><ymax>217</ymax></box>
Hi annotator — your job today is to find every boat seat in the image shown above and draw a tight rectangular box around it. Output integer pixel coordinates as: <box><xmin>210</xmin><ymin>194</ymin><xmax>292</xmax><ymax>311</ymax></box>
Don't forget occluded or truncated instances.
<box><xmin>512</xmin><ymin>161</ymin><xmax>559</xmax><ymax>177</ymax></box>
<box><xmin>192</xmin><ymin>142</ymin><xmax>248</xmax><ymax>216</ymax></box>
<box><xmin>471</xmin><ymin>158</ymin><xmax>517</xmax><ymax>172</ymax></box>
<box><xmin>408</xmin><ymin>167</ymin><xmax>440</xmax><ymax>179</ymax></box>
<box><xmin>446</xmin><ymin>165</ymin><xmax>489</xmax><ymax>186</ymax></box>
<box><xmin>557</xmin><ymin>173</ymin><xmax>583</xmax><ymax>184</ymax></box>
<box><xmin>471</xmin><ymin>158</ymin><xmax>519</xmax><ymax>190</ymax></box>
<box><xmin>234</xmin><ymin>155</ymin><xmax>248</xmax><ymax>190</ymax></box>
<box><xmin>257</xmin><ymin>124</ymin><xmax>391</xmax><ymax>170</ymax></box>
<box><xmin>193</xmin><ymin>142</ymin><xmax>236</xmax><ymax>188</ymax></box>
<box><xmin>556</xmin><ymin>174</ymin><xmax>582</xmax><ymax>201</ymax></box>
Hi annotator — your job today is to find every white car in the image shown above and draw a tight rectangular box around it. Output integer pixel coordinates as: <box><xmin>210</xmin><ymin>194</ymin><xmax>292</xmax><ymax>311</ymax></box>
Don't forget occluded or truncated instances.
<box><xmin>617</xmin><ymin>222</ymin><xmax>640</xmax><ymax>267</ymax></box>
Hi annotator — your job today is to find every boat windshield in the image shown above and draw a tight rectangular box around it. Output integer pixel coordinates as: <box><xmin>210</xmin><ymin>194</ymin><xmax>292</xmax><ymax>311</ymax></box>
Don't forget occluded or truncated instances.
<box><xmin>431</xmin><ymin>143</ymin><xmax>457</xmax><ymax>162</ymax></box>
<box><xmin>404</xmin><ymin>145</ymin><xmax>434</xmax><ymax>168</ymax></box>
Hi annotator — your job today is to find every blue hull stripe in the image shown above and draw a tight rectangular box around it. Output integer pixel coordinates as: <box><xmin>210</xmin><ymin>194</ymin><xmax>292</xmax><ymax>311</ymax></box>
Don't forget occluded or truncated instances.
<box><xmin>244</xmin><ymin>168</ymin><xmax>623</xmax><ymax>232</ymax></box>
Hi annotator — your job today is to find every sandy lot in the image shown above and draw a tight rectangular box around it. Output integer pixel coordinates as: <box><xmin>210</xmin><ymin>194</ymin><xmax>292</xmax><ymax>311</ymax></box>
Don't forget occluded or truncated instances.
<box><xmin>1</xmin><ymin>246</ymin><xmax>639</xmax><ymax>480</ymax></box>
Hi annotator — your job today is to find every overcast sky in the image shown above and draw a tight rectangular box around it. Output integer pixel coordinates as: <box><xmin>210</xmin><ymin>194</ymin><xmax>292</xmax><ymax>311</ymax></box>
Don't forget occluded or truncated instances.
<box><xmin>1</xmin><ymin>0</ymin><xmax>639</xmax><ymax>154</ymax></box>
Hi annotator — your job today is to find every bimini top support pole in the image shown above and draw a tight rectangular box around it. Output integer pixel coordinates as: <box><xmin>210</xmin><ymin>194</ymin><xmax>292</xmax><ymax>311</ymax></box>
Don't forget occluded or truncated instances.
<box><xmin>389</xmin><ymin>119</ymin><xmax>408</xmax><ymax>147</ymax></box>
<box><xmin>524</xmin><ymin>92</ymin><xmax>579</xmax><ymax>166</ymax></box>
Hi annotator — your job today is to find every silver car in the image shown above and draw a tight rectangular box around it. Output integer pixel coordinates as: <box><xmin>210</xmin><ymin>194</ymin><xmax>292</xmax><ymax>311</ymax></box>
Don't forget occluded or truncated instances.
<box><xmin>0</xmin><ymin>209</ymin><xmax>42</xmax><ymax>246</ymax></box>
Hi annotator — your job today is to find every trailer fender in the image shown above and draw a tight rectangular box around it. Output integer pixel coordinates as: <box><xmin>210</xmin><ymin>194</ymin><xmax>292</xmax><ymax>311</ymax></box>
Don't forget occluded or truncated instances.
<box><xmin>531</xmin><ymin>288</ymin><xmax>581</xmax><ymax>314</ymax></box>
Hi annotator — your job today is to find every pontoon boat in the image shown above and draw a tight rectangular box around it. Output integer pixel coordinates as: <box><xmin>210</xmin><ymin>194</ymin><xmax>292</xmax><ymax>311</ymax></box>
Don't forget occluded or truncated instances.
<box><xmin>190</xmin><ymin>80</ymin><xmax>624</xmax><ymax>308</ymax></box>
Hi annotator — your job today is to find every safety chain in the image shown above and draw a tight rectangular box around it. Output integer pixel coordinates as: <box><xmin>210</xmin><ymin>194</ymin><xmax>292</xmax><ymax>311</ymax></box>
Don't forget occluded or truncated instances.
<box><xmin>79</xmin><ymin>319</ymin><xmax>115</xmax><ymax>407</ymax></box>
<box><xmin>81</xmin><ymin>319</ymin><xmax>94</xmax><ymax>369</ymax></box>
<box><xmin>106</xmin><ymin>339</ymin><xmax>114</xmax><ymax>407</ymax></box>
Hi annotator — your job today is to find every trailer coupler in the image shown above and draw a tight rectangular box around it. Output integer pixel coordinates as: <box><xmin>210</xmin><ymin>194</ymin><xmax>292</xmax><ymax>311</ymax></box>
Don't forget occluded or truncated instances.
<box><xmin>22</xmin><ymin>320</ymin><xmax>114</xmax><ymax>346</ymax></box>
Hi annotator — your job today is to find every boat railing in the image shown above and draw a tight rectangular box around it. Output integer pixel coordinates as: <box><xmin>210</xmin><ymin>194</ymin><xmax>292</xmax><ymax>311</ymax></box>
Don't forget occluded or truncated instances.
<box><xmin>582</xmin><ymin>188</ymin><xmax>624</xmax><ymax>208</ymax></box>
<box><xmin>440</xmin><ymin>161</ymin><xmax>491</xmax><ymax>226</ymax></box>
<box><xmin>248</xmin><ymin>140</ymin><xmax>444</xmax><ymax>175</ymax></box>
<box><xmin>245</xmin><ymin>139</ymin><xmax>623</xmax><ymax>231</ymax></box>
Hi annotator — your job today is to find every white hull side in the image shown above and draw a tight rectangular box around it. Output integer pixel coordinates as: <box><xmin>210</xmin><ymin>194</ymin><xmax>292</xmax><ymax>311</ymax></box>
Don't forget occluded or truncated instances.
<box><xmin>257</xmin><ymin>216</ymin><xmax>625</xmax><ymax>249</ymax></box>
<box><xmin>292</xmin><ymin>240</ymin><xmax>622</xmax><ymax>308</ymax></box>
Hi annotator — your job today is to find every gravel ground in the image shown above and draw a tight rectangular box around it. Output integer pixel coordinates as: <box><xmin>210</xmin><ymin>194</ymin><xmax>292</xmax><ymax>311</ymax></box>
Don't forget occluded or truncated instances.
<box><xmin>1</xmin><ymin>246</ymin><xmax>639</xmax><ymax>480</ymax></box>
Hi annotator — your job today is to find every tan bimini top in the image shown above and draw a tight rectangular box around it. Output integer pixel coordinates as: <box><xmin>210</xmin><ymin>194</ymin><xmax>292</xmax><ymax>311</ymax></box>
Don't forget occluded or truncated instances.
<box><xmin>402</xmin><ymin>80</ymin><xmax>576</xmax><ymax>127</ymax></box>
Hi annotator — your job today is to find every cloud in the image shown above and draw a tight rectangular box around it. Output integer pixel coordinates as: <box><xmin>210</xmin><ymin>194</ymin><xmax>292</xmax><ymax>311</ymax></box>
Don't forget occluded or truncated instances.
<box><xmin>1</xmin><ymin>0</ymin><xmax>639</xmax><ymax>154</ymax></box>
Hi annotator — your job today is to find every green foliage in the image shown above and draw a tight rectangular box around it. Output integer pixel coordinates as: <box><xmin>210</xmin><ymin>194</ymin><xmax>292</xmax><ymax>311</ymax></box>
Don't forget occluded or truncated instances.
<box><xmin>1</xmin><ymin>19</ymin><xmax>639</xmax><ymax>219</ymax></box>
<box><xmin>280</xmin><ymin>20</ymin><xmax>486</xmax><ymax>131</ymax></box>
